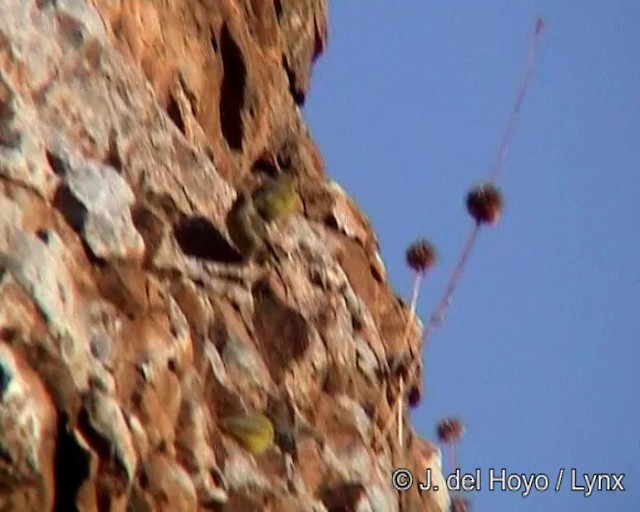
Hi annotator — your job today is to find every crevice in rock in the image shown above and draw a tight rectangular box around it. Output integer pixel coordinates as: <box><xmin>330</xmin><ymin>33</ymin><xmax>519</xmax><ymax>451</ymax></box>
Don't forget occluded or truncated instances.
<box><xmin>282</xmin><ymin>55</ymin><xmax>305</xmax><ymax>106</ymax></box>
<box><xmin>174</xmin><ymin>215</ymin><xmax>241</xmax><ymax>263</ymax></box>
<box><xmin>52</xmin><ymin>185</ymin><xmax>105</xmax><ymax>266</ymax></box>
<box><xmin>273</xmin><ymin>0</ymin><xmax>283</xmax><ymax>21</ymax></box>
<box><xmin>250</xmin><ymin>153</ymin><xmax>279</xmax><ymax>178</ymax></box>
<box><xmin>53</xmin><ymin>421</ymin><xmax>91</xmax><ymax>512</ymax></box>
<box><xmin>105</xmin><ymin>132</ymin><xmax>123</xmax><ymax>173</ymax></box>
<box><xmin>166</xmin><ymin>93</ymin><xmax>185</xmax><ymax>135</ymax></box>
<box><xmin>209</xmin><ymin>28</ymin><xmax>219</xmax><ymax>53</ymax></box>
<box><xmin>218</xmin><ymin>23</ymin><xmax>246</xmax><ymax>151</ymax></box>
<box><xmin>52</xmin><ymin>185</ymin><xmax>86</xmax><ymax>230</ymax></box>
<box><xmin>45</xmin><ymin>150</ymin><xmax>68</xmax><ymax>176</ymax></box>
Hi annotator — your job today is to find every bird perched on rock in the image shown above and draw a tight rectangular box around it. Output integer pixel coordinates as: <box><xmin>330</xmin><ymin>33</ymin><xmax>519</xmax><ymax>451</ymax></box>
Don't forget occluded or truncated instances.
<box><xmin>226</xmin><ymin>173</ymin><xmax>300</xmax><ymax>264</ymax></box>
<box><xmin>226</xmin><ymin>192</ymin><xmax>270</xmax><ymax>262</ymax></box>
<box><xmin>266</xmin><ymin>392</ymin><xmax>326</xmax><ymax>462</ymax></box>
<box><xmin>219</xmin><ymin>411</ymin><xmax>275</xmax><ymax>455</ymax></box>
<box><xmin>252</xmin><ymin>173</ymin><xmax>299</xmax><ymax>223</ymax></box>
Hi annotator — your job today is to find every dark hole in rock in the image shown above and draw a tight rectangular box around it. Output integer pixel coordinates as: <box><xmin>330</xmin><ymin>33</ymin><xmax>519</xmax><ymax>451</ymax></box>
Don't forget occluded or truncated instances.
<box><xmin>251</xmin><ymin>279</ymin><xmax>311</xmax><ymax>382</ymax></box>
<box><xmin>209</xmin><ymin>27</ymin><xmax>218</xmax><ymax>53</ymax></box>
<box><xmin>35</xmin><ymin>228</ymin><xmax>51</xmax><ymax>242</ymax></box>
<box><xmin>45</xmin><ymin>150</ymin><xmax>68</xmax><ymax>176</ymax></box>
<box><xmin>274</xmin><ymin>0</ymin><xmax>283</xmax><ymax>20</ymax></box>
<box><xmin>408</xmin><ymin>384</ymin><xmax>422</xmax><ymax>408</ymax></box>
<box><xmin>320</xmin><ymin>482</ymin><xmax>367</xmax><ymax>512</ymax></box>
<box><xmin>250</xmin><ymin>154</ymin><xmax>279</xmax><ymax>178</ymax></box>
<box><xmin>219</xmin><ymin>23</ymin><xmax>246</xmax><ymax>151</ymax></box>
<box><xmin>139</xmin><ymin>468</ymin><xmax>149</xmax><ymax>489</ymax></box>
<box><xmin>0</xmin><ymin>327</ymin><xmax>19</xmax><ymax>343</ymax></box>
<box><xmin>53</xmin><ymin>185</ymin><xmax>86</xmax><ymax>231</ymax></box>
<box><xmin>166</xmin><ymin>94</ymin><xmax>185</xmax><ymax>135</ymax></box>
<box><xmin>174</xmin><ymin>215</ymin><xmax>241</xmax><ymax>263</ymax></box>
<box><xmin>105</xmin><ymin>133</ymin><xmax>123</xmax><ymax>173</ymax></box>
<box><xmin>0</xmin><ymin>360</ymin><xmax>12</xmax><ymax>396</ymax></box>
<box><xmin>282</xmin><ymin>55</ymin><xmax>306</xmax><ymax>105</ymax></box>
<box><xmin>53</xmin><ymin>420</ymin><xmax>92</xmax><ymax>512</ymax></box>
<box><xmin>324</xmin><ymin>213</ymin><xmax>339</xmax><ymax>230</ymax></box>
<box><xmin>52</xmin><ymin>187</ymin><xmax>106</xmax><ymax>265</ymax></box>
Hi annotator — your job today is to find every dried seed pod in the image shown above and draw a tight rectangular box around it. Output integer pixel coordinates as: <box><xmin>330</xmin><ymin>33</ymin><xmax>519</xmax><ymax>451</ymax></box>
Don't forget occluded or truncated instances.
<box><xmin>466</xmin><ymin>183</ymin><xmax>503</xmax><ymax>225</ymax></box>
<box><xmin>405</xmin><ymin>238</ymin><xmax>437</xmax><ymax>273</ymax></box>
<box><xmin>436</xmin><ymin>417</ymin><xmax>465</xmax><ymax>444</ymax></box>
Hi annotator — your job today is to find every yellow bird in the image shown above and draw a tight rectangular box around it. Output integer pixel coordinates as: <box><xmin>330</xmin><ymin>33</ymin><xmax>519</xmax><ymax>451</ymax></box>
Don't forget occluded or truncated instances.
<box><xmin>252</xmin><ymin>174</ymin><xmax>299</xmax><ymax>223</ymax></box>
<box><xmin>226</xmin><ymin>193</ymin><xmax>269</xmax><ymax>261</ymax></box>
<box><xmin>219</xmin><ymin>411</ymin><xmax>275</xmax><ymax>455</ymax></box>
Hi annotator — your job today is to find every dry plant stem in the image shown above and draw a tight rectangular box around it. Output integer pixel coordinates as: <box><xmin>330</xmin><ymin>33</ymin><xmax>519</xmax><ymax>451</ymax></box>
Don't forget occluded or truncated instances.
<box><xmin>424</xmin><ymin>17</ymin><xmax>544</xmax><ymax>342</ymax></box>
<box><xmin>404</xmin><ymin>272</ymin><xmax>423</xmax><ymax>342</ymax></box>
<box><xmin>386</xmin><ymin>271</ymin><xmax>424</xmax><ymax>450</ymax></box>
<box><xmin>489</xmin><ymin>17</ymin><xmax>545</xmax><ymax>182</ymax></box>
<box><xmin>377</xmin><ymin>17</ymin><xmax>544</xmax><ymax>450</ymax></box>
<box><xmin>398</xmin><ymin>271</ymin><xmax>423</xmax><ymax>448</ymax></box>
<box><xmin>397</xmin><ymin>378</ymin><xmax>404</xmax><ymax>447</ymax></box>
<box><xmin>450</xmin><ymin>443</ymin><xmax>458</xmax><ymax>472</ymax></box>
<box><xmin>380</xmin><ymin>226</ymin><xmax>480</xmax><ymax>449</ymax></box>
<box><xmin>373</xmin><ymin>271</ymin><xmax>423</xmax><ymax>449</ymax></box>
<box><xmin>424</xmin><ymin>224</ymin><xmax>480</xmax><ymax>344</ymax></box>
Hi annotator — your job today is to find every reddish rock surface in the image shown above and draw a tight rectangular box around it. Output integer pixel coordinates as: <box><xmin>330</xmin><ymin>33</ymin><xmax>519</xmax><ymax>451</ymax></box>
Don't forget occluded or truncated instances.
<box><xmin>0</xmin><ymin>1</ymin><xmax>449</xmax><ymax>510</ymax></box>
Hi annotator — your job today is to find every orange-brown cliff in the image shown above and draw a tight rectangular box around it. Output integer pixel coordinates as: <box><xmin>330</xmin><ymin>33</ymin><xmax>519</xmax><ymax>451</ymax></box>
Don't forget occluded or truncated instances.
<box><xmin>0</xmin><ymin>1</ymin><xmax>449</xmax><ymax>510</ymax></box>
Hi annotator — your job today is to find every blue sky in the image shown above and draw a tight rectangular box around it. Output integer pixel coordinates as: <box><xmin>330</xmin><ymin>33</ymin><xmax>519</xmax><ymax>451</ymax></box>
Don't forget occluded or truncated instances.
<box><xmin>305</xmin><ymin>2</ymin><xmax>639</xmax><ymax>511</ymax></box>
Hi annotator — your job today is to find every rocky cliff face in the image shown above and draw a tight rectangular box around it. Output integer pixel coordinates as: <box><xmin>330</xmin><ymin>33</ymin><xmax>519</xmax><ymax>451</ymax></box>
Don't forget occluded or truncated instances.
<box><xmin>0</xmin><ymin>1</ymin><xmax>448</xmax><ymax>511</ymax></box>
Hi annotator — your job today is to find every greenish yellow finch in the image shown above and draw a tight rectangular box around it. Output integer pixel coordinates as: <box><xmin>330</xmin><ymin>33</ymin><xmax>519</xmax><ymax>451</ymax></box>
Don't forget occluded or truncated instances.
<box><xmin>252</xmin><ymin>174</ymin><xmax>299</xmax><ymax>223</ymax></box>
<box><xmin>219</xmin><ymin>411</ymin><xmax>275</xmax><ymax>455</ymax></box>
<box><xmin>226</xmin><ymin>192</ymin><xmax>269</xmax><ymax>261</ymax></box>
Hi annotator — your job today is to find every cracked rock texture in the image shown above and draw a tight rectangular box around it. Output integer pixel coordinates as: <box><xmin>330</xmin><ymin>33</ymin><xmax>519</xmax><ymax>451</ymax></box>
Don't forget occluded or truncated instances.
<box><xmin>0</xmin><ymin>1</ymin><xmax>448</xmax><ymax>511</ymax></box>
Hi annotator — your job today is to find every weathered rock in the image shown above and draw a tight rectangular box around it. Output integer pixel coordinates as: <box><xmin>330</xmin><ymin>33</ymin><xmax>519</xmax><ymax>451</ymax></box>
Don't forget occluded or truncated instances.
<box><xmin>48</xmin><ymin>136</ymin><xmax>145</xmax><ymax>261</ymax></box>
<box><xmin>0</xmin><ymin>343</ymin><xmax>57</xmax><ymax>511</ymax></box>
<box><xmin>0</xmin><ymin>72</ymin><xmax>59</xmax><ymax>198</ymax></box>
<box><xmin>0</xmin><ymin>0</ymin><xmax>446</xmax><ymax>510</ymax></box>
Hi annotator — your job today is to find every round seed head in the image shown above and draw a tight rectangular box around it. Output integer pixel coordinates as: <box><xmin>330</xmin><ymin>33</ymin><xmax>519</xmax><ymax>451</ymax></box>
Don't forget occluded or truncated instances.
<box><xmin>436</xmin><ymin>417</ymin><xmax>465</xmax><ymax>444</ymax></box>
<box><xmin>450</xmin><ymin>495</ymin><xmax>471</xmax><ymax>512</ymax></box>
<box><xmin>466</xmin><ymin>183</ymin><xmax>503</xmax><ymax>225</ymax></box>
<box><xmin>405</xmin><ymin>239</ymin><xmax>437</xmax><ymax>273</ymax></box>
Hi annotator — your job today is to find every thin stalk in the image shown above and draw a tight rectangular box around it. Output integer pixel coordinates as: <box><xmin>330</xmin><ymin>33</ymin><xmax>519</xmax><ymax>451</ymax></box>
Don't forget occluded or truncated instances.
<box><xmin>378</xmin><ymin>271</ymin><xmax>424</xmax><ymax>449</ymax></box>
<box><xmin>489</xmin><ymin>17</ymin><xmax>545</xmax><ymax>183</ymax></box>
<box><xmin>424</xmin><ymin>224</ymin><xmax>480</xmax><ymax>344</ymax></box>
<box><xmin>450</xmin><ymin>443</ymin><xmax>459</xmax><ymax>472</ymax></box>
<box><xmin>425</xmin><ymin>17</ymin><xmax>544</xmax><ymax>343</ymax></box>
<box><xmin>376</xmin><ymin>16</ymin><xmax>544</xmax><ymax>451</ymax></box>
<box><xmin>397</xmin><ymin>378</ymin><xmax>404</xmax><ymax>447</ymax></box>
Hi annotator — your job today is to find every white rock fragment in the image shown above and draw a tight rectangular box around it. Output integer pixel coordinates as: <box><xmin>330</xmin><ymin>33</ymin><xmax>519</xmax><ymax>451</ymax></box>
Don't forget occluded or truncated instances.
<box><xmin>47</xmin><ymin>137</ymin><xmax>144</xmax><ymax>260</ymax></box>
